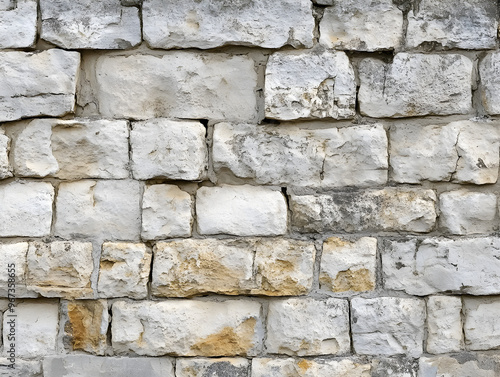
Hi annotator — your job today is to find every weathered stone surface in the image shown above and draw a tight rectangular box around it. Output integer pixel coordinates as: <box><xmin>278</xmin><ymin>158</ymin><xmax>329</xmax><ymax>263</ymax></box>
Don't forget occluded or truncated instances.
<box><xmin>177</xmin><ymin>358</ymin><xmax>249</xmax><ymax>377</ymax></box>
<box><xmin>0</xmin><ymin>0</ymin><xmax>37</xmax><ymax>48</ymax></box>
<box><xmin>0</xmin><ymin>243</ymin><xmax>33</xmax><ymax>297</ymax></box>
<box><xmin>319</xmin><ymin>0</ymin><xmax>403</xmax><ymax>51</ymax></box>
<box><xmin>0</xmin><ymin>359</ymin><xmax>42</xmax><ymax>377</ymax></box>
<box><xmin>43</xmin><ymin>355</ymin><xmax>174</xmax><ymax>377</ymax></box>
<box><xmin>351</xmin><ymin>297</ymin><xmax>425</xmax><ymax>357</ymax></box>
<box><xmin>383</xmin><ymin>237</ymin><xmax>500</xmax><ymax>295</ymax></box>
<box><xmin>439</xmin><ymin>190</ymin><xmax>497</xmax><ymax>235</ymax></box>
<box><xmin>480</xmin><ymin>52</ymin><xmax>500</xmax><ymax>115</ymax></box>
<box><xmin>406</xmin><ymin>0</ymin><xmax>497</xmax><ymax>49</ymax></box>
<box><xmin>265</xmin><ymin>50</ymin><xmax>356</xmax><ymax>120</ymax></box>
<box><xmin>96</xmin><ymin>53</ymin><xmax>257</xmax><ymax>121</ymax></box>
<box><xmin>266</xmin><ymin>298</ymin><xmax>350</xmax><ymax>356</ymax></box>
<box><xmin>419</xmin><ymin>355</ymin><xmax>500</xmax><ymax>377</ymax></box>
<box><xmin>290</xmin><ymin>188</ymin><xmax>436</xmax><ymax>233</ymax></box>
<box><xmin>8</xmin><ymin>118</ymin><xmax>129</xmax><ymax>179</ymax></box>
<box><xmin>463</xmin><ymin>297</ymin><xmax>500</xmax><ymax>351</ymax></box>
<box><xmin>55</xmin><ymin>180</ymin><xmax>141</xmax><ymax>241</ymax></box>
<box><xmin>359</xmin><ymin>53</ymin><xmax>472</xmax><ymax>118</ymax></box>
<box><xmin>63</xmin><ymin>300</ymin><xmax>109</xmax><ymax>355</ymax></box>
<box><xmin>0</xmin><ymin>50</ymin><xmax>80</xmax><ymax>122</ymax></box>
<box><xmin>0</xmin><ymin>181</ymin><xmax>54</xmax><ymax>237</ymax></box>
<box><xmin>26</xmin><ymin>241</ymin><xmax>93</xmax><ymax>299</ymax></box>
<box><xmin>426</xmin><ymin>296</ymin><xmax>463</xmax><ymax>354</ymax></box>
<box><xmin>196</xmin><ymin>185</ymin><xmax>287</xmax><ymax>236</ymax></box>
<box><xmin>112</xmin><ymin>300</ymin><xmax>263</xmax><ymax>356</ymax></box>
<box><xmin>371</xmin><ymin>357</ymin><xmax>418</xmax><ymax>377</ymax></box>
<box><xmin>0</xmin><ymin>128</ymin><xmax>11</xmax><ymax>180</ymax></box>
<box><xmin>2</xmin><ymin>301</ymin><xmax>59</xmax><ymax>358</ymax></box>
<box><xmin>41</xmin><ymin>0</ymin><xmax>141</xmax><ymax>49</ymax></box>
<box><xmin>252</xmin><ymin>358</ymin><xmax>371</xmax><ymax>377</ymax></box>
<box><xmin>213</xmin><ymin>123</ymin><xmax>388</xmax><ymax>188</ymax></box>
<box><xmin>98</xmin><ymin>242</ymin><xmax>151</xmax><ymax>299</ymax></box>
<box><xmin>131</xmin><ymin>119</ymin><xmax>207</xmax><ymax>180</ymax></box>
<box><xmin>143</xmin><ymin>0</ymin><xmax>314</xmax><ymax>49</ymax></box>
<box><xmin>320</xmin><ymin>237</ymin><xmax>376</xmax><ymax>293</ymax></box>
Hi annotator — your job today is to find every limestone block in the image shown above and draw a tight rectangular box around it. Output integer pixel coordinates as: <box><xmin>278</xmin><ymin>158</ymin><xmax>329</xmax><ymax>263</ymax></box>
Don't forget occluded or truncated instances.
<box><xmin>41</xmin><ymin>0</ymin><xmax>141</xmax><ymax>49</ymax></box>
<box><xmin>111</xmin><ymin>300</ymin><xmax>263</xmax><ymax>356</ymax></box>
<box><xmin>96</xmin><ymin>53</ymin><xmax>257</xmax><ymax>121</ymax></box>
<box><xmin>0</xmin><ymin>0</ymin><xmax>37</xmax><ymax>48</ymax></box>
<box><xmin>266</xmin><ymin>298</ymin><xmax>350</xmax><ymax>356</ymax></box>
<box><xmin>143</xmin><ymin>0</ymin><xmax>314</xmax><ymax>49</ymax></box>
<box><xmin>320</xmin><ymin>237</ymin><xmax>376</xmax><ymax>293</ymax></box>
<box><xmin>0</xmin><ymin>130</ymin><xmax>12</xmax><ymax>179</ymax></box>
<box><xmin>2</xmin><ymin>300</ymin><xmax>59</xmax><ymax>358</ymax></box>
<box><xmin>351</xmin><ymin>297</ymin><xmax>425</xmax><ymax>357</ymax></box>
<box><xmin>196</xmin><ymin>185</ymin><xmax>287</xmax><ymax>236</ymax></box>
<box><xmin>371</xmin><ymin>358</ymin><xmax>418</xmax><ymax>377</ymax></box>
<box><xmin>406</xmin><ymin>0</ymin><xmax>497</xmax><ymax>49</ymax></box>
<box><xmin>26</xmin><ymin>241</ymin><xmax>93</xmax><ymax>299</ymax></box>
<box><xmin>439</xmin><ymin>190</ymin><xmax>497</xmax><ymax>235</ymax></box>
<box><xmin>0</xmin><ymin>243</ymin><xmax>34</xmax><ymax>298</ymax></box>
<box><xmin>252</xmin><ymin>358</ymin><xmax>371</xmax><ymax>377</ymax></box>
<box><xmin>0</xmin><ymin>50</ymin><xmax>80</xmax><ymax>122</ymax></box>
<box><xmin>480</xmin><ymin>52</ymin><xmax>500</xmax><ymax>114</ymax></box>
<box><xmin>319</xmin><ymin>0</ymin><xmax>403</xmax><ymax>51</ymax></box>
<box><xmin>176</xmin><ymin>358</ymin><xmax>249</xmax><ymax>377</ymax></box>
<box><xmin>8</xmin><ymin>118</ymin><xmax>129</xmax><ymax>179</ymax></box>
<box><xmin>63</xmin><ymin>300</ymin><xmax>108</xmax><ymax>355</ymax></box>
<box><xmin>130</xmin><ymin>119</ymin><xmax>207</xmax><ymax>180</ymax></box>
<box><xmin>0</xmin><ymin>359</ymin><xmax>41</xmax><ymax>377</ymax></box>
<box><xmin>55</xmin><ymin>180</ymin><xmax>141</xmax><ymax>241</ymax></box>
<box><xmin>97</xmin><ymin>242</ymin><xmax>151</xmax><ymax>299</ymax></box>
<box><xmin>419</xmin><ymin>355</ymin><xmax>500</xmax><ymax>377</ymax></box>
<box><xmin>359</xmin><ymin>53</ymin><xmax>472</xmax><ymax>118</ymax></box>
<box><xmin>0</xmin><ymin>181</ymin><xmax>54</xmax><ymax>237</ymax></box>
<box><xmin>463</xmin><ymin>297</ymin><xmax>500</xmax><ymax>350</ymax></box>
<box><xmin>213</xmin><ymin>123</ymin><xmax>387</xmax><ymax>188</ymax></box>
<box><xmin>382</xmin><ymin>237</ymin><xmax>500</xmax><ymax>295</ymax></box>
<box><xmin>290</xmin><ymin>188</ymin><xmax>436</xmax><ymax>233</ymax></box>
<box><xmin>43</xmin><ymin>355</ymin><xmax>174</xmax><ymax>377</ymax></box>
<box><xmin>265</xmin><ymin>50</ymin><xmax>356</xmax><ymax>120</ymax></box>
<box><xmin>426</xmin><ymin>296</ymin><xmax>463</xmax><ymax>354</ymax></box>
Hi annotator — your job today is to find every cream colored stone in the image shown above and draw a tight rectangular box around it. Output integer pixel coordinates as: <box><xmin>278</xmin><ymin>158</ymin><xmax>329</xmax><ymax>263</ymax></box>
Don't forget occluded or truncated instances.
<box><xmin>252</xmin><ymin>358</ymin><xmax>371</xmax><ymax>377</ymax></box>
<box><xmin>0</xmin><ymin>243</ymin><xmax>34</xmax><ymax>297</ymax></box>
<box><xmin>426</xmin><ymin>296</ymin><xmax>463</xmax><ymax>354</ymax></box>
<box><xmin>0</xmin><ymin>130</ymin><xmax>11</xmax><ymax>179</ymax></box>
<box><xmin>463</xmin><ymin>297</ymin><xmax>500</xmax><ymax>351</ymax></box>
<box><xmin>176</xmin><ymin>358</ymin><xmax>249</xmax><ymax>377</ymax></box>
<box><xmin>0</xmin><ymin>0</ymin><xmax>37</xmax><ymax>48</ymax></box>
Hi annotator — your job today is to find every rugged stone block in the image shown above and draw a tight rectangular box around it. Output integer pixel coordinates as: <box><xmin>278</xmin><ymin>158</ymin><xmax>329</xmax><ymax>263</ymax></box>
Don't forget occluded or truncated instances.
<box><xmin>265</xmin><ymin>50</ymin><xmax>356</xmax><ymax>120</ymax></box>
<box><xmin>0</xmin><ymin>50</ymin><xmax>80</xmax><ymax>122</ymax></box>
<box><xmin>196</xmin><ymin>185</ymin><xmax>287</xmax><ymax>236</ymax></box>
<box><xmin>0</xmin><ymin>0</ymin><xmax>37</xmax><ymax>48</ymax></box>
<box><xmin>426</xmin><ymin>296</ymin><xmax>463</xmax><ymax>354</ymax></box>
<box><xmin>0</xmin><ymin>243</ymin><xmax>32</xmax><ymax>297</ymax></box>
<box><xmin>252</xmin><ymin>358</ymin><xmax>371</xmax><ymax>377</ymax></box>
<box><xmin>266</xmin><ymin>298</ymin><xmax>350</xmax><ymax>356</ymax></box>
<box><xmin>480</xmin><ymin>52</ymin><xmax>500</xmax><ymax>115</ymax></box>
<box><xmin>419</xmin><ymin>355</ymin><xmax>500</xmax><ymax>377</ymax></box>
<box><xmin>0</xmin><ymin>359</ymin><xmax>41</xmax><ymax>377</ymax></box>
<box><xmin>359</xmin><ymin>53</ymin><xmax>472</xmax><ymax>118</ymax></box>
<box><xmin>371</xmin><ymin>357</ymin><xmax>418</xmax><ymax>377</ymax></box>
<box><xmin>143</xmin><ymin>0</ymin><xmax>314</xmax><ymax>49</ymax></box>
<box><xmin>464</xmin><ymin>297</ymin><xmax>500</xmax><ymax>351</ymax></box>
<box><xmin>176</xmin><ymin>358</ymin><xmax>249</xmax><ymax>377</ymax></box>
<box><xmin>351</xmin><ymin>297</ymin><xmax>425</xmax><ymax>357</ymax></box>
<box><xmin>213</xmin><ymin>123</ymin><xmax>388</xmax><ymax>188</ymax></box>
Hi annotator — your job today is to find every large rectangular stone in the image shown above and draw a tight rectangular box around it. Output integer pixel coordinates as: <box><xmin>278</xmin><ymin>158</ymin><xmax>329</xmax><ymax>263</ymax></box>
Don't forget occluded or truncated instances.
<box><xmin>177</xmin><ymin>358</ymin><xmax>249</xmax><ymax>377</ymax></box>
<box><xmin>480</xmin><ymin>52</ymin><xmax>500</xmax><ymax>114</ymax></box>
<box><xmin>426</xmin><ymin>296</ymin><xmax>463</xmax><ymax>354</ymax></box>
<box><xmin>463</xmin><ymin>297</ymin><xmax>500</xmax><ymax>351</ymax></box>
<box><xmin>252</xmin><ymin>358</ymin><xmax>371</xmax><ymax>377</ymax></box>
<box><xmin>0</xmin><ymin>0</ymin><xmax>37</xmax><ymax>48</ymax></box>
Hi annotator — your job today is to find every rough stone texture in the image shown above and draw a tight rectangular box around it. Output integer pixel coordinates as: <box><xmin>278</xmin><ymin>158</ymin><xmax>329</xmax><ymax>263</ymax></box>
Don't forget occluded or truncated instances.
<box><xmin>143</xmin><ymin>0</ymin><xmax>315</xmax><ymax>49</ymax></box>
<box><xmin>383</xmin><ymin>237</ymin><xmax>500</xmax><ymax>295</ymax></box>
<box><xmin>426</xmin><ymin>296</ymin><xmax>463</xmax><ymax>354</ymax></box>
<box><xmin>320</xmin><ymin>237</ymin><xmax>377</xmax><ymax>293</ymax></box>
<box><xmin>43</xmin><ymin>355</ymin><xmax>174</xmax><ymax>377</ymax></box>
<box><xmin>439</xmin><ymin>190</ymin><xmax>497</xmax><ymax>235</ymax></box>
<box><xmin>371</xmin><ymin>357</ymin><xmax>418</xmax><ymax>377</ymax></box>
<box><xmin>0</xmin><ymin>181</ymin><xmax>54</xmax><ymax>237</ymax></box>
<box><xmin>0</xmin><ymin>243</ymin><xmax>33</xmax><ymax>297</ymax></box>
<box><xmin>130</xmin><ymin>119</ymin><xmax>207</xmax><ymax>181</ymax></box>
<box><xmin>176</xmin><ymin>358</ymin><xmax>249</xmax><ymax>377</ymax></box>
<box><xmin>213</xmin><ymin>122</ymin><xmax>388</xmax><ymax>188</ymax></box>
<box><xmin>26</xmin><ymin>241</ymin><xmax>93</xmax><ymax>299</ymax></box>
<box><xmin>463</xmin><ymin>297</ymin><xmax>500</xmax><ymax>351</ymax></box>
<box><xmin>290</xmin><ymin>188</ymin><xmax>436</xmax><ymax>233</ymax></box>
<box><xmin>96</xmin><ymin>53</ymin><xmax>258</xmax><ymax>121</ymax></box>
<box><xmin>406</xmin><ymin>0</ymin><xmax>497</xmax><ymax>49</ymax></box>
<box><xmin>0</xmin><ymin>359</ymin><xmax>42</xmax><ymax>377</ymax></box>
<box><xmin>265</xmin><ymin>50</ymin><xmax>356</xmax><ymax>120</ymax></box>
<box><xmin>419</xmin><ymin>355</ymin><xmax>500</xmax><ymax>377</ymax></box>
<box><xmin>98</xmin><ymin>242</ymin><xmax>151</xmax><ymax>299</ymax></box>
<box><xmin>319</xmin><ymin>0</ymin><xmax>403</xmax><ymax>51</ymax></box>
<box><xmin>480</xmin><ymin>52</ymin><xmax>500</xmax><ymax>114</ymax></box>
<box><xmin>63</xmin><ymin>300</ymin><xmax>109</xmax><ymax>355</ymax></box>
<box><xmin>0</xmin><ymin>0</ymin><xmax>37</xmax><ymax>48</ymax></box>
<box><xmin>0</xmin><ymin>50</ymin><xmax>80</xmax><ymax>122</ymax></box>
<box><xmin>8</xmin><ymin>118</ymin><xmax>129</xmax><ymax>179</ymax></box>
<box><xmin>41</xmin><ymin>0</ymin><xmax>141</xmax><ymax>49</ymax></box>
<box><xmin>0</xmin><ymin>127</ymin><xmax>11</xmax><ymax>179</ymax></box>
<box><xmin>112</xmin><ymin>300</ymin><xmax>263</xmax><ymax>356</ymax></box>
<box><xmin>196</xmin><ymin>185</ymin><xmax>287</xmax><ymax>236</ymax></box>
<box><xmin>252</xmin><ymin>358</ymin><xmax>371</xmax><ymax>377</ymax></box>
<box><xmin>351</xmin><ymin>297</ymin><xmax>425</xmax><ymax>357</ymax></box>
<box><xmin>55</xmin><ymin>180</ymin><xmax>141</xmax><ymax>241</ymax></box>
<box><xmin>359</xmin><ymin>53</ymin><xmax>472</xmax><ymax>118</ymax></box>
<box><xmin>266</xmin><ymin>298</ymin><xmax>350</xmax><ymax>356</ymax></box>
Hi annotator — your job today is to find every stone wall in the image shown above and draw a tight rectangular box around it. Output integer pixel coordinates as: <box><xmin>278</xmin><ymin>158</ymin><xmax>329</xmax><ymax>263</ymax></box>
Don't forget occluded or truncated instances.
<box><xmin>1</xmin><ymin>0</ymin><xmax>500</xmax><ymax>376</ymax></box>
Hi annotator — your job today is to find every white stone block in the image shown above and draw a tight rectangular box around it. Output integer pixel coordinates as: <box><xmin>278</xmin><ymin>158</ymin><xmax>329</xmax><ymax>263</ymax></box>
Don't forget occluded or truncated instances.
<box><xmin>252</xmin><ymin>358</ymin><xmax>371</xmax><ymax>377</ymax></box>
<box><xmin>426</xmin><ymin>296</ymin><xmax>463</xmax><ymax>354</ymax></box>
<box><xmin>0</xmin><ymin>0</ymin><xmax>37</xmax><ymax>48</ymax></box>
<box><xmin>464</xmin><ymin>297</ymin><xmax>500</xmax><ymax>351</ymax></box>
